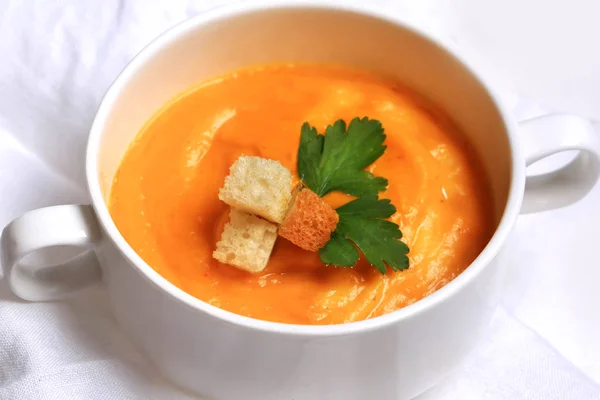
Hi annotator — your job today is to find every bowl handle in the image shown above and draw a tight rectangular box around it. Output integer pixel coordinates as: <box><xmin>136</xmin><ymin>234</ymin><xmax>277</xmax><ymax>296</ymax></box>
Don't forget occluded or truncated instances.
<box><xmin>519</xmin><ymin>114</ymin><xmax>600</xmax><ymax>214</ymax></box>
<box><xmin>1</xmin><ymin>204</ymin><xmax>103</xmax><ymax>301</ymax></box>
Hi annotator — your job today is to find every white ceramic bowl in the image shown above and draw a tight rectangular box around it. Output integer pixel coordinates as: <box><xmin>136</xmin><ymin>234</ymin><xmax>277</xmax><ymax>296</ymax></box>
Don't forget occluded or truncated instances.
<box><xmin>3</xmin><ymin>2</ymin><xmax>600</xmax><ymax>399</ymax></box>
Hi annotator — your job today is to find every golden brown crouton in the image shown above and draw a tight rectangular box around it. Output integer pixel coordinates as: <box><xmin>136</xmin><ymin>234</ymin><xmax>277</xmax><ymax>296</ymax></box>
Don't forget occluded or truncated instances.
<box><xmin>218</xmin><ymin>155</ymin><xmax>293</xmax><ymax>224</ymax></box>
<box><xmin>213</xmin><ymin>208</ymin><xmax>278</xmax><ymax>273</ymax></box>
<box><xmin>279</xmin><ymin>186</ymin><xmax>339</xmax><ymax>251</ymax></box>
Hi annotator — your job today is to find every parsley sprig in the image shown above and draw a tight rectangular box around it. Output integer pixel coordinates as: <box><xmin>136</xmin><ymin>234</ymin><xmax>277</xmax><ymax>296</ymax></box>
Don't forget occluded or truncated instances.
<box><xmin>298</xmin><ymin>118</ymin><xmax>388</xmax><ymax>197</ymax></box>
<box><xmin>296</xmin><ymin>117</ymin><xmax>410</xmax><ymax>274</ymax></box>
<box><xmin>320</xmin><ymin>196</ymin><xmax>409</xmax><ymax>273</ymax></box>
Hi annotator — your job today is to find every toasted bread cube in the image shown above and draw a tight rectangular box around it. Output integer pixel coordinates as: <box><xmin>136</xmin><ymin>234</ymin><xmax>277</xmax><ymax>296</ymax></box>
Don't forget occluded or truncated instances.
<box><xmin>279</xmin><ymin>186</ymin><xmax>339</xmax><ymax>251</ymax></box>
<box><xmin>213</xmin><ymin>209</ymin><xmax>277</xmax><ymax>273</ymax></box>
<box><xmin>218</xmin><ymin>156</ymin><xmax>293</xmax><ymax>223</ymax></box>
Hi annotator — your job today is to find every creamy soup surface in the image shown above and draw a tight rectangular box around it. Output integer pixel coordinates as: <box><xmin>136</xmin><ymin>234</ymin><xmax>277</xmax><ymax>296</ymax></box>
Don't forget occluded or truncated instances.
<box><xmin>109</xmin><ymin>64</ymin><xmax>495</xmax><ymax>325</ymax></box>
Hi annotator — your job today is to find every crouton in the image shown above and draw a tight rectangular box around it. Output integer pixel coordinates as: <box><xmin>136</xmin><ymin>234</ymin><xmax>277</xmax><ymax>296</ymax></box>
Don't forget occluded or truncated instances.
<box><xmin>279</xmin><ymin>186</ymin><xmax>339</xmax><ymax>251</ymax></box>
<box><xmin>213</xmin><ymin>208</ymin><xmax>278</xmax><ymax>273</ymax></box>
<box><xmin>218</xmin><ymin>156</ymin><xmax>293</xmax><ymax>223</ymax></box>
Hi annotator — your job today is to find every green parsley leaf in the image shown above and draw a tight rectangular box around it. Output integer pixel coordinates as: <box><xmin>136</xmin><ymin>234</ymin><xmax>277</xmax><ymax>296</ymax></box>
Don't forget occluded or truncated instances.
<box><xmin>319</xmin><ymin>196</ymin><xmax>410</xmax><ymax>274</ymax></box>
<box><xmin>297</xmin><ymin>117</ymin><xmax>388</xmax><ymax>197</ymax></box>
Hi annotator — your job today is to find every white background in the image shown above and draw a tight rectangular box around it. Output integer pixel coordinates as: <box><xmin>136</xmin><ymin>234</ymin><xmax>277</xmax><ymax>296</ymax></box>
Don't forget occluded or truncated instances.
<box><xmin>0</xmin><ymin>1</ymin><xmax>599</xmax><ymax>399</ymax></box>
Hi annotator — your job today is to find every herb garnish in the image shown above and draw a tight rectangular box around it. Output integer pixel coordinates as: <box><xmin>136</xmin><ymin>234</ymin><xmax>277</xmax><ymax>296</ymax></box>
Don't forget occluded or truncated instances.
<box><xmin>298</xmin><ymin>118</ymin><xmax>388</xmax><ymax>197</ymax></box>
<box><xmin>296</xmin><ymin>117</ymin><xmax>410</xmax><ymax>274</ymax></box>
<box><xmin>319</xmin><ymin>196</ymin><xmax>410</xmax><ymax>273</ymax></box>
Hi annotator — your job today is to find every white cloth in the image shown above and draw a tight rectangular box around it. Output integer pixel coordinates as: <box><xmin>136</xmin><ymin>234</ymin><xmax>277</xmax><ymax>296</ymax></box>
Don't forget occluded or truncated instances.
<box><xmin>1</xmin><ymin>1</ymin><xmax>599</xmax><ymax>399</ymax></box>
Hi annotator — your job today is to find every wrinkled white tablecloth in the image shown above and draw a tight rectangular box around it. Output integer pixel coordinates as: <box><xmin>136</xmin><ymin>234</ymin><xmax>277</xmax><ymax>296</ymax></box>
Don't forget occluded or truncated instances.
<box><xmin>1</xmin><ymin>1</ymin><xmax>599</xmax><ymax>399</ymax></box>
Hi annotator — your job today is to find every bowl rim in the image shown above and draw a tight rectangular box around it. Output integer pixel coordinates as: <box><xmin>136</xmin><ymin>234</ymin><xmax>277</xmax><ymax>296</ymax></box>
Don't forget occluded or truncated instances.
<box><xmin>86</xmin><ymin>0</ymin><xmax>525</xmax><ymax>337</ymax></box>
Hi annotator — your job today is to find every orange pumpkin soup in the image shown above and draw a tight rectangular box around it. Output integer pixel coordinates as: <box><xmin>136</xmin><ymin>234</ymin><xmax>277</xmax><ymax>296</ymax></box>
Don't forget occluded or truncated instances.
<box><xmin>109</xmin><ymin>64</ymin><xmax>494</xmax><ymax>325</ymax></box>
